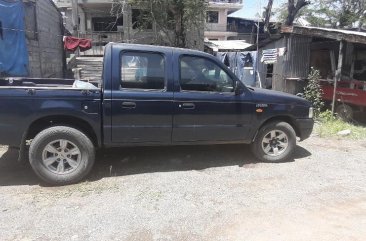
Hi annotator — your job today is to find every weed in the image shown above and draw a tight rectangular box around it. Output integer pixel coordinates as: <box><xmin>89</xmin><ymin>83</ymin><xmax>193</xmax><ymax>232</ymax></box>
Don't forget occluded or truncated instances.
<box><xmin>316</xmin><ymin>112</ymin><xmax>366</xmax><ymax>140</ymax></box>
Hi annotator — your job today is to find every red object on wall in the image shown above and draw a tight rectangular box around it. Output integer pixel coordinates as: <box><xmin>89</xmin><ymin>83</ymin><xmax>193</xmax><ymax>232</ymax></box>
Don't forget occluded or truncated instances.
<box><xmin>64</xmin><ymin>36</ymin><xmax>92</xmax><ymax>52</ymax></box>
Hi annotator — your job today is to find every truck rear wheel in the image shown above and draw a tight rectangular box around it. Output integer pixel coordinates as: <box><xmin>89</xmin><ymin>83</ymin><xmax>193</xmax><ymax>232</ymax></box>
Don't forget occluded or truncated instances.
<box><xmin>251</xmin><ymin>121</ymin><xmax>296</xmax><ymax>163</ymax></box>
<box><xmin>29</xmin><ymin>126</ymin><xmax>95</xmax><ymax>185</ymax></box>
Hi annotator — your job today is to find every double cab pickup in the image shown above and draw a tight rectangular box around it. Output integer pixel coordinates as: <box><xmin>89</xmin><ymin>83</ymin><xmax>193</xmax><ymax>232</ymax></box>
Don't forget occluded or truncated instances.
<box><xmin>0</xmin><ymin>43</ymin><xmax>314</xmax><ymax>185</ymax></box>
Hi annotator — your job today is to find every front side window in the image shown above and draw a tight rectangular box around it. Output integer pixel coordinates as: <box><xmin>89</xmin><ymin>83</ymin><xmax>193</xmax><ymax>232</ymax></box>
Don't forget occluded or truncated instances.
<box><xmin>121</xmin><ymin>52</ymin><xmax>165</xmax><ymax>90</ymax></box>
<box><xmin>179</xmin><ymin>56</ymin><xmax>234</xmax><ymax>93</ymax></box>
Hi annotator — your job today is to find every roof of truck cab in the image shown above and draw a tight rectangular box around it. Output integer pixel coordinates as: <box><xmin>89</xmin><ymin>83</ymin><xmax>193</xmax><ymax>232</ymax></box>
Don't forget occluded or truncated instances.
<box><xmin>107</xmin><ymin>42</ymin><xmax>212</xmax><ymax>57</ymax></box>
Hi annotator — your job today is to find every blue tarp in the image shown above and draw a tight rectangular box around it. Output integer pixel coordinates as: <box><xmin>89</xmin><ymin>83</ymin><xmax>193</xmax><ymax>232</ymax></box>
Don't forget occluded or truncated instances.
<box><xmin>0</xmin><ymin>0</ymin><xmax>29</xmax><ymax>76</ymax></box>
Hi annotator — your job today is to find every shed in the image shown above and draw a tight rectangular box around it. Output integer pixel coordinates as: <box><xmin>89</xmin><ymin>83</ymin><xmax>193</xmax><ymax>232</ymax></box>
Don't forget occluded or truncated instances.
<box><xmin>257</xmin><ymin>26</ymin><xmax>366</xmax><ymax>95</ymax></box>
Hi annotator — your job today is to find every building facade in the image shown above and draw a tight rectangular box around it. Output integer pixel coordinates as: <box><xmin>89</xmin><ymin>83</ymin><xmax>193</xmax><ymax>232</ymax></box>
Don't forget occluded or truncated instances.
<box><xmin>56</xmin><ymin>0</ymin><xmax>202</xmax><ymax>54</ymax></box>
<box><xmin>55</xmin><ymin>0</ymin><xmax>243</xmax><ymax>54</ymax></box>
<box><xmin>205</xmin><ymin>0</ymin><xmax>243</xmax><ymax>41</ymax></box>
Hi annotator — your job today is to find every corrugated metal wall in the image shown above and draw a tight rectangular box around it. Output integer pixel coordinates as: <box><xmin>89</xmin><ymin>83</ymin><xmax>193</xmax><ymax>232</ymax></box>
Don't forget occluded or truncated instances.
<box><xmin>257</xmin><ymin>38</ymin><xmax>285</xmax><ymax>89</ymax></box>
<box><xmin>343</xmin><ymin>42</ymin><xmax>354</xmax><ymax>78</ymax></box>
<box><xmin>258</xmin><ymin>35</ymin><xmax>312</xmax><ymax>94</ymax></box>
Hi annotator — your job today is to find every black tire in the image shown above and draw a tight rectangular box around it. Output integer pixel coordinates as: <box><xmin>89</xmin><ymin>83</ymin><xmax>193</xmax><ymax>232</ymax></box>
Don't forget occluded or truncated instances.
<box><xmin>251</xmin><ymin>121</ymin><xmax>296</xmax><ymax>163</ymax></box>
<box><xmin>29</xmin><ymin>126</ymin><xmax>95</xmax><ymax>185</ymax></box>
<box><xmin>336</xmin><ymin>104</ymin><xmax>353</xmax><ymax>122</ymax></box>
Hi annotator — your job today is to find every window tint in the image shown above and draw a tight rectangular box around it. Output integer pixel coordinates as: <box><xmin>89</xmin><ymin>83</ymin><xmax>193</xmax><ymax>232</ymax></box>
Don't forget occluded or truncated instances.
<box><xmin>180</xmin><ymin>56</ymin><xmax>234</xmax><ymax>92</ymax></box>
<box><xmin>121</xmin><ymin>52</ymin><xmax>165</xmax><ymax>90</ymax></box>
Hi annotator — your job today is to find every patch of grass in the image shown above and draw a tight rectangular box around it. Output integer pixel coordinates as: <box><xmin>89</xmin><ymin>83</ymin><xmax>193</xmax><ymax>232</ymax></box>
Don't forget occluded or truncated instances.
<box><xmin>316</xmin><ymin>111</ymin><xmax>366</xmax><ymax>140</ymax></box>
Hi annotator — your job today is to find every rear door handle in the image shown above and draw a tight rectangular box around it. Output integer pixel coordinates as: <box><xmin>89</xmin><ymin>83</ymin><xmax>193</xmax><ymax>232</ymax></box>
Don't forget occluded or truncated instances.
<box><xmin>122</xmin><ymin>102</ymin><xmax>136</xmax><ymax>109</ymax></box>
<box><xmin>181</xmin><ymin>103</ymin><xmax>195</xmax><ymax>110</ymax></box>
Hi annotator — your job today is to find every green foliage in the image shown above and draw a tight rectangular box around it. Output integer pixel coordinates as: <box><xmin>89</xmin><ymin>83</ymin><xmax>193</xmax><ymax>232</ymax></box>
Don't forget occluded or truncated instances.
<box><xmin>275</xmin><ymin>0</ymin><xmax>366</xmax><ymax>29</ymax></box>
<box><xmin>318</xmin><ymin>110</ymin><xmax>336</xmax><ymax>122</ymax></box>
<box><xmin>303</xmin><ymin>68</ymin><xmax>324</xmax><ymax>118</ymax></box>
<box><xmin>316</xmin><ymin>113</ymin><xmax>366</xmax><ymax>140</ymax></box>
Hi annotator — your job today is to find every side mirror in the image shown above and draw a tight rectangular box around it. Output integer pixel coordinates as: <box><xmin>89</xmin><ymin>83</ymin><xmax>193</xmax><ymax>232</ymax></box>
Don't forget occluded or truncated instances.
<box><xmin>234</xmin><ymin>81</ymin><xmax>242</xmax><ymax>95</ymax></box>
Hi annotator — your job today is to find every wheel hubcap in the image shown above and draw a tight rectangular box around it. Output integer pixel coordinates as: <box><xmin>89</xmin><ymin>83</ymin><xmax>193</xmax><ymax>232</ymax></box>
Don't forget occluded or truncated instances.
<box><xmin>261</xmin><ymin>130</ymin><xmax>289</xmax><ymax>156</ymax></box>
<box><xmin>42</xmin><ymin>139</ymin><xmax>81</xmax><ymax>174</ymax></box>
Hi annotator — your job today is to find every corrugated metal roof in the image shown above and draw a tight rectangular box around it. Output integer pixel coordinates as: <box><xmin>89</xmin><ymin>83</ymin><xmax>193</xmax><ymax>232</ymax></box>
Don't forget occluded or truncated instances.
<box><xmin>300</xmin><ymin>26</ymin><xmax>366</xmax><ymax>37</ymax></box>
<box><xmin>282</xmin><ymin>26</ymin><xmax>366</xmax><ymax>44</ymax></box>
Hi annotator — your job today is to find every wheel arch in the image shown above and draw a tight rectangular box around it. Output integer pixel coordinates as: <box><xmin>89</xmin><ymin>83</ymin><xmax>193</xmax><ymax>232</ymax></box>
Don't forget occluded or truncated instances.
<box><xmin>24</xmin><ymin>115</ymin><xmax>100</xmax><ymax>148</ymax></box>
<box><xmin>252</xmin><ymin>115</ymin><xmax>300</xmax><ymax>142</ymax></box>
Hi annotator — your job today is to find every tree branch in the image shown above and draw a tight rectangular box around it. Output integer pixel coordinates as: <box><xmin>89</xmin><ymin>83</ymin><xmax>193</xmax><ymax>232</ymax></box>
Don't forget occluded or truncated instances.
<box><xmin>285</xmin><ymin>0</ymin><xmax>311</xmax><ymax>26</ymax></box>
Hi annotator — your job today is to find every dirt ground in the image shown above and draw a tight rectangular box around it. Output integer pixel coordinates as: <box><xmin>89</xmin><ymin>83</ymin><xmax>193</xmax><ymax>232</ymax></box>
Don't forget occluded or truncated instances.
<box><xmin>0</xmin><ymin>135</ymin><xmax>365</xmax><ymax>241</ymax></box>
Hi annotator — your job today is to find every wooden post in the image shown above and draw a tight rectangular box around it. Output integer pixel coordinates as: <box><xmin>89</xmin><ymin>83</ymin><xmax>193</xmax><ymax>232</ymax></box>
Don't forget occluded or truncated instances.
<box><xmin>71</xmin><ymin>0</ymin><xmax>80</xmax><ymax>57</ymax></box>
<box><xmin>332</xmin><ymin>40</ymin><xmax>344</xmax><ymax>114</ymax></box>
<box><xmin>71</xmin><ymin>0</ymin><xmax>79</xmax><ymax>36</ymax></box>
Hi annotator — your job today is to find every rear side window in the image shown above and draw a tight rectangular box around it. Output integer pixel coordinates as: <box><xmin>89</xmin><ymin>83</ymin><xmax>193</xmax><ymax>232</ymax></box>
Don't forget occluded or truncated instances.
<box><xmin>120</xmin><ymin>52</ymin><xmax>165</xmax><ymax>90</ymax></box>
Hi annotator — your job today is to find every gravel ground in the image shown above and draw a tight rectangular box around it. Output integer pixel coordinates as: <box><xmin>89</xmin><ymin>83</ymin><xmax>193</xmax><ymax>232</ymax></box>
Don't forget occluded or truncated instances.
<box><xmin>0</xmin><ymin>136</ymin><xmax>365</xmax><ymax>241</ymax></box>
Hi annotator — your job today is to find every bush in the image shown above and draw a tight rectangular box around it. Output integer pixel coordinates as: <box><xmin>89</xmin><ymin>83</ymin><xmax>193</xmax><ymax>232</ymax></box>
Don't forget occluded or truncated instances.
<box><xmin>303</xmin><ymin>68</ymin><xmax>324</xmax><ymax>118</ymax></box>
<box><xmin>318</xmin><ymin>110</ymin><xmax>335</xmax><ymax>122</ymax></box>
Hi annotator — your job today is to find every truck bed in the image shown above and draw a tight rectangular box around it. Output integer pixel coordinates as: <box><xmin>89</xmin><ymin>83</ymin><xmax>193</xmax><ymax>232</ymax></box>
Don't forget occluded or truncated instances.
<box><xmin>0</xmin><ymin>77</ymin><xmax>102</xmax><ymax>147</ymax></box>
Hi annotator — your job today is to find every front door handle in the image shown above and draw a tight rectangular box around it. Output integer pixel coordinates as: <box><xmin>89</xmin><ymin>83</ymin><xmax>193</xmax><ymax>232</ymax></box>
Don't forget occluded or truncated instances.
<box><xmin>181</xmin><ymin>103</ymin><xmax>195</xmax><ymax>110</ymax></box>
<box><xmin>122</xmin><ymin>102</ymin><xmax>136</xmax><ymax>109</ymax></box>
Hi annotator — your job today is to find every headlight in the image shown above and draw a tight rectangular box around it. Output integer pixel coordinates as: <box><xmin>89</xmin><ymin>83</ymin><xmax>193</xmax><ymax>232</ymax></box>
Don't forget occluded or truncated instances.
<box><xmin>309</xmin><ymin>107</ymin><xmax>314</xmax><ymax>119</ymax></box>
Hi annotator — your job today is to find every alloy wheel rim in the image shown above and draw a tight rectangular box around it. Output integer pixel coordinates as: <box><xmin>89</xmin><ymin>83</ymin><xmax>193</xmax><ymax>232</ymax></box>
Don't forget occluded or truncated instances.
<box><xmin>261</xmin><ymin>130</ymin><xmax>289</xmax><ymax>156</ymax></box>
<box><xmin>42</xmin><ymin>139</ymin><xmax>81</xmax><ymax>174</ymax></box>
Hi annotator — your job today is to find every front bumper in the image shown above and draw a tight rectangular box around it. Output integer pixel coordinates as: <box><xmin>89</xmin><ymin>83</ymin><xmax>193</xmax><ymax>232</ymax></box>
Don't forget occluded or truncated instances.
<box><xmin>295</xmin><ymin>118</ymin><xmax>314</xmax><ymax>141</ymax></box>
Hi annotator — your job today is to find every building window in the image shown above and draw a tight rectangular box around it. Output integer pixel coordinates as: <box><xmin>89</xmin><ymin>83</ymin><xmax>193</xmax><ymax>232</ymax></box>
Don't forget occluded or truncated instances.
<box><xmin>132</xmin><ymin>9</ymin><xmax>152</xmax><ymax>30</ymax></box>
<box><xmin>206</xmin><ymin>11</ymin><xmax>219</xmax><ymax>24</ymax></box>
<box><xmin>180</xmin><ymin>56</ymin><xmax>234</xmax><ymax>92</ymax></box>
<box><xmin>266</xmin><ymin>64</ymin><xmax>273</xmax><ymax>78</ymax></box>
<box><xmin>92</xmin><ymin>17</ymin><xmax>123</xmax><ymax>32</ymax></box>
<box><xmin>120</xmin><ymin>52</ymin><xmax>165</xmax><ymax>90</ymax></box>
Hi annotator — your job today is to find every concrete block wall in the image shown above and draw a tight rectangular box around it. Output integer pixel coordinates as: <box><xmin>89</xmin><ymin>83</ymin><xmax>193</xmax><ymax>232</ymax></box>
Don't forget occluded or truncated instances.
<box><xmin>25</xmin><ymin>0</ymin><xmax>65</xmax><ymax>78</ymax></box>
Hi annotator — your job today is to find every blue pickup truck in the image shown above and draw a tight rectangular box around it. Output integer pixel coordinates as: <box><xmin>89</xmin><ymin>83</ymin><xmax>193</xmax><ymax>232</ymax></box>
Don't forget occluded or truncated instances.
<box><xmin>0</xmin><ymin>43</ymin><xmax>314</xmax><ymax>185</ymax></box>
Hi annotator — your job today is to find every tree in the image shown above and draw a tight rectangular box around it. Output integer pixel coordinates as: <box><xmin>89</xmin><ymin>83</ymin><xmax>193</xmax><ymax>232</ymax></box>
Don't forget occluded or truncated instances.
<box><xmin>285</xmin><ymin>0</ymin><xmax>311</xmax><ymax>26</ymax></box>
<box><xmin>309</xmin><ymin>0</ymin><xmax>366</xmax><ymax>29</ymax></box>
<box><xmin>111</xmin><ymin>0</ymin><xmax>207</xmax><ymax>48</ymax></box>
<box><xmin>276</xmin><ymin>0</ymin><xmax>366</xmax><ymax>30</ymax></box>
<box><xmin>264</xmin><ymin>0</ymin><xmax>274</xmax><ymax>31</ymax></box>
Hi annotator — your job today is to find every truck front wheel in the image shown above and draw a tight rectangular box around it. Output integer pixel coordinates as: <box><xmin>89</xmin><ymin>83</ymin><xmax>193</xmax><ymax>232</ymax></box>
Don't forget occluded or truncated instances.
<box><xmin>251</xmin><ymin>121</ymin><xmax>296</xmax><ymax>163</ymax></box>
<box><xmin>29</xmin><ymin>126</ymin><xmax>95</xmax><ymax>185</ymax></box>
